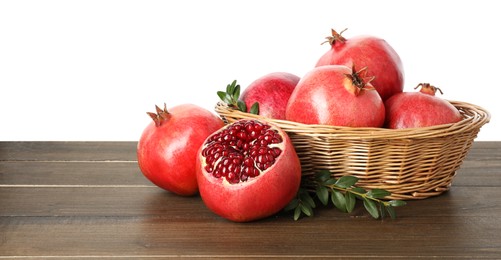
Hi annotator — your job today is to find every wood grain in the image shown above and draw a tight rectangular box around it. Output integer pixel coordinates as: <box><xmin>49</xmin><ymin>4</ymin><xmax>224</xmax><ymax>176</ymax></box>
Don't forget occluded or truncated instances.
<box><xmin>1</xmin><ymin>141</ymin><xmax>500</xmax><ymax>258</ymax></box>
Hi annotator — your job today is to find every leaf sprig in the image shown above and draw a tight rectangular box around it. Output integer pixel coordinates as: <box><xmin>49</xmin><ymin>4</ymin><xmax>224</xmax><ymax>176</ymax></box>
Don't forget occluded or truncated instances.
<box><xmin>286</xmin><ymin>170</ymin><xmax>406</xmax><ymax>220</ymax></box>
<box><xmin>217</xmin><ymin>80</ymin><xmax>259</xmax><ymax>115</ymax></box>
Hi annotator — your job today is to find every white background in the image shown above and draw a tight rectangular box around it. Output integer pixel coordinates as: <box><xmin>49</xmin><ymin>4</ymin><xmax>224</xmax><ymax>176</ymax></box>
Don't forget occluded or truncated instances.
<box><xmin>0</xmin><ymin>0</ymin><xmax>497</xmax><ymax>141</ymax></box>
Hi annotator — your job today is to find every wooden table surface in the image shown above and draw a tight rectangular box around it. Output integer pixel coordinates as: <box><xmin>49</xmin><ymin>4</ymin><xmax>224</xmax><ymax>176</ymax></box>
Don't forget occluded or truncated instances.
<box><xmin>1</xmin><ymin>141</ymin><xmax>500</xmax><ymax>259</ymax></box>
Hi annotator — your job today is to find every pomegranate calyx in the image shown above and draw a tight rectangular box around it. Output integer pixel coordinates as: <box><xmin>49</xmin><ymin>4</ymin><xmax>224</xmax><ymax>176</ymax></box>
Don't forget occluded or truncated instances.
<box><xmin>415</xmin><ymin>83</ymin><xmax>443</xmax><ymax>96</ymax></box>
<box><xmin>344</xmin><ymin>65</ymin><xmax>375</xmax><ymax>96</ymax></box>
<box><xmin>322</xmin><ymin>28</ymin><xmax>348</xmax><ymax>46</ymax></box>
<box><xmin>147</xmin><ymin>103</ymin><xmax>171</xmax><ymax>127</ymax></box>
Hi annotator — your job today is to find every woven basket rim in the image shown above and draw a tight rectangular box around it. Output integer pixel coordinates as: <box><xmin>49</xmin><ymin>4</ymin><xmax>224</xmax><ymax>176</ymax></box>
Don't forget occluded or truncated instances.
<box><xmin>215</xmin><ymin>100</ymin><xmax>490</xmax><ymax>140</ymax></box>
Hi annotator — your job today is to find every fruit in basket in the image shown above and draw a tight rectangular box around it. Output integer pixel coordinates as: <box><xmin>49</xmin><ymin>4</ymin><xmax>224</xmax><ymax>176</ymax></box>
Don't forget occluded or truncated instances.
<box><xmin>196</xmin><ymin>119</ymin><xmax>301</xmax><ymax>222</ymax></box>
<box><xmin>240</xmin><ymin>72</ymin><xmax>300</xmax><ymax>119</ymax></box>
<box><xmin>316</xmin><ymin>28</ymin><xmax>404</xmax><ymax>101</ymax></box>
<box><xmin>384</xmin><ymin>83</ymin><xmax>462</xmax><ymax>129</ymax></box>
<box><xmin>137</xmin><ymin>103</ymin><xmax>224</xmax><ymax>196</ymax></box>
<box><xmin>285</xmin><ymin>65</ymin><xmax>385</xmax><ymax>127</ymax></box>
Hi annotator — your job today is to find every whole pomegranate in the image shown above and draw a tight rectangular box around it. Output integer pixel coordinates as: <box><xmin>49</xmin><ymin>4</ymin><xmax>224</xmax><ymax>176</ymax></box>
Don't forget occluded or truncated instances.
<box><xmin>316</xmin><ymin>28</ymin><xmax>404</xmax><ymax>101</ymax></box>
<box><xmin>385</xmin><ymin>83</ymin><xmax>462</xmax><ymax>129</ymax></box>
<box><xmin>286</xmin><ymin>65</ymin><xmax>386</xmax><ymax>127</ymax></box>
<box><xmin>137</xmin><ymin>103</ymin><xmax>224</xmax><ymax>196</ymax></box>
<box><xmin>240</xmin><ymin>72</ymin><xmax>300</xmax><ymax>119</ymax></box>
<box><xmin>196</xmin><ymin>119</ymin><xmax>301</xmax><ymax>222</ymax></box>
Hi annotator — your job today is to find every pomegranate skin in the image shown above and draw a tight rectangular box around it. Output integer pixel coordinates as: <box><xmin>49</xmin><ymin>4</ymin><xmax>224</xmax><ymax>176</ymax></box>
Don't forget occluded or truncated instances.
<box><xmin>196</xmin><ymin>120</ymin><xmax>302</xmax><ymax>222</ymax></box>
<box><xmin>385</xmin><ymin>89</ymin><xmax>462</xmax><ymax>129</ymax></box>
<box><xmin>137</xmin><ymin>104</ymin><xmax>224</xmax><ymax>196</ymax></box>
<box><xmin>240</xmin><ymin>72</ymin><xmax>300</xmax><ymax>119</ymax></box>
<box><xmin>316</xmin><ymin>31</ymin><xmax>404</xmax><ymax>101</ymax></box>
<box><xmin>286</xmin><ymin>65</ymin><xmax>386</xmax><ymax>127</ymax></box>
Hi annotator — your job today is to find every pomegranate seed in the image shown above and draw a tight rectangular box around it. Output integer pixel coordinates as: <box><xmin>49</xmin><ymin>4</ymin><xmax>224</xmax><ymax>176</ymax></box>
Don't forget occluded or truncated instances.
<box><xmin>228</xmin><ymin>163</ymin><xmax>235</xmax><ymax>172</ymax></box>
<box><xmin>233</xmin><ymin>158</ymin><xmax>242</xmax><ymax>165</ymax></box>
<box><xmin>202</xmin><ymin>120</ymin><xmax>284</xmax><ymax>184</ymax></box>
<box><xmin>254</xmin><ymin>122</ymin><xmax>263</xmax><ymax>131</ymax></box>
<box><xmin>243</xmin><ymin>157</ymin><xmax>254</xmax><ymax>166</ymax></box>
<box><xmin>250</xmin><ymin>168</ymin><xmax>260</xmax><ymax>177</ymax></box>
<box><xmin>237</xmin><ymin>131</ymin><xmax>247</xmax><ymax>140</ymax></box>
<box><xmin>245</xmin><ymin>123</ymin><xmax>254</xmax><ymax>132</ymax></box>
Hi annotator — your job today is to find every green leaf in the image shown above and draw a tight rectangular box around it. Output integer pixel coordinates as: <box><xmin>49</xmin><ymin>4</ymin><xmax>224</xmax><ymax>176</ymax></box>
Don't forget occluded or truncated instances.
<box><xmin>366</xmin><ymin>189</ymin><xmax>391</xmax><ymax>199</ymax></box>
<box><xmin>335</xmin><ymin>175</ymin><xmax>358</xmax><ymax>188</ymax></box>
<box><xmin>227</xmin><ymin>80</ymin><xmax>237</xmax><ymax>94</ymax></box>
<box><xmin>284</xmin><ymin>198</ymin><xmax>299</xmax><ymax>212</ymax></box>
<box><xmin>217</xmin><ymin>91</ymin><xmax>229</xmax><ymax>103</ymax></box>
<box><xmin>380</xmin><ymin>203</ymin><xmax>386</xmax><ymax>219</ymax></box>
<box><xmin>315</xmin><ymin>170</ymin><xmax>331</xmax><ymax>183</ymax></box>
<box><xmin>389</xmin><ymin>200</ymin><xmax>407</xmax><ymax>207</ymax></box>
<box><xmin>316</xmin><ymin>186</ymin><xmax>329</xmax><ymax>206</ymax></box>
<box><xmin>331</xmin><ymin>190</ymin><xmax>347</xmax><ymax>212</ymax></box>
<box><xmin>233</xmin><ymin>84</ymin><xmax>241</xmax><ymax>100</ymax></box>
<box><xmin>386</xmin><ymin>206</ymin><xmax>397</xmax><ymax>219</ymax></box>
<box><xmin>249</xmin><ymin>102</ymin><xmax>259</xmax><ymax>115</ymax></box>
<box><xmin>324</xmin><ymin>178</ymin><xmax>337</xmax><ymax>185</ymax></box>
<box><xmin>345</xmin><ymin>192</ymin><xmax>356</xmax><ymax>213</ymax></box>
<box><xmin>363</xmin><ymin>198</ymin><xmax>379</xmax><ymax>219</ymax></box>
<box><xmin>237</xmin><ymin>100</ymin><xmax>247</xmax><ymax>113</ymax></box>
<box><xmin>351</xmin><ymin>187</ymin><xmax>367</xmax><ymax>199</ymax></box>
<box><xmin>294</xmin><ymin>206</ymin><xmax>302</xmax><ymax>220</ymax></box>
<box><xmin>300</xmin><ymin>204</ymin><xmax>313</xmax><ymax>217</ymax></box>
<box><xmin>299</xmin><ymin>191</ymin><xmax>316</xmax><ymax>209</ymax></box>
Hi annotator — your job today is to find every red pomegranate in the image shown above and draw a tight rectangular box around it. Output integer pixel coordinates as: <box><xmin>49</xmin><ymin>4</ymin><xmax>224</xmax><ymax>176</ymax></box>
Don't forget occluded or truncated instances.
<box><xmin>316</xmin><ymin>28</ymin><xmax>404</xmax><ymax>101</ymax></box>
<box><xmin>240</xmin><ymin>72</ymin><xmax>300</xmax><ymax>119</ymax></box>
<box><xmin>196</xmin><ymin>119</ymin><xmax>301</xmax><ymax>222</ymax></box>
<box><xmin>286</xmin><ymin>65</ymin><xmax>386</xmax><ymax>127</ymax></box>
<box><xmin>385</xmin><ymin>83</ymin><xmax>463</xmax><ymax>129</ymax></box>
<box><xmin>137</xmin><ymin>103</ymin><xmax>224</xmax><ymax>196</ymax></box>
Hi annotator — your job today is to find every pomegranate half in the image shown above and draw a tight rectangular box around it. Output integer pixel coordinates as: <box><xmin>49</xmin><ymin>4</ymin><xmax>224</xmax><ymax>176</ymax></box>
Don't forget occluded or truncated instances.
<box><xmin>196</xmin><ymin>119</ymin><xmax>301</xmax><ymax>222</ymax></box>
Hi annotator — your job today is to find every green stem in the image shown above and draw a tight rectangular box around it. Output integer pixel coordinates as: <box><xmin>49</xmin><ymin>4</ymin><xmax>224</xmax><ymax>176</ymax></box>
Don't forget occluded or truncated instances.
<box><xmin>328</xmin><ymin>184</ymin><xmax>390</xmax><ymax>207</ymax></box>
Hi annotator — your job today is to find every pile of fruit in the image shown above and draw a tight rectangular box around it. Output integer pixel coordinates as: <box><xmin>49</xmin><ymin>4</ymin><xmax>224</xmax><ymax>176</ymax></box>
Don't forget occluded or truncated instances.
<box><xmin>137</xmin><ymin>29</ymin><xmax>464</xmax><ymax>222</ymax></box>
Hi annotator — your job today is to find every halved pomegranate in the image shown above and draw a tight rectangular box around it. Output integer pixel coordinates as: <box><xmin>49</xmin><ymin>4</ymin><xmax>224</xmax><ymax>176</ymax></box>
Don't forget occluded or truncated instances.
<box><xmin>196</xmin><ymin>119</ymin><xmax>301</xmax><ymax>222</ymax></box>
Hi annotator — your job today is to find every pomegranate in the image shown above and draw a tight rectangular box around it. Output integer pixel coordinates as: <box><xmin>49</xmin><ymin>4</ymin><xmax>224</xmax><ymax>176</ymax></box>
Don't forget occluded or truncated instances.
<box><xmin>137</xmin><ymin>103</ymin><xmax>224</xmax><ymax>196</ymax></box>
<box><xmin>286</xmin><ymin>65</ymin><xmax>386</xmax><ymax>127</ymax></box>
<box><xmin>240</xmin><ymin>72</ymin><xmax>300</xmax><ymax>119</ymax></box>
<box><xmin>385</xmin><ymin>83</ymin><xmax>462</xmax><ymax>129</ymax></box>
<box><xmin>196</xmin><ymin>119</ymin><xmax>301</xmax><ymax>222</ymax></box>
<box><xmin>316</xmin><ymin>28</ymin><xmax>404</xmax><ymax>101</ymax></box>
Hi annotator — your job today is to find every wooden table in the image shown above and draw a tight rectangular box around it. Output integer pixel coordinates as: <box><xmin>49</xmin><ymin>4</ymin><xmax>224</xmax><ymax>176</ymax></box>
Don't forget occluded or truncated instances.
<box><xmin>1</xmin><ymin>141</ymin><xmax>500</xmax><ymax>258</ymax></box>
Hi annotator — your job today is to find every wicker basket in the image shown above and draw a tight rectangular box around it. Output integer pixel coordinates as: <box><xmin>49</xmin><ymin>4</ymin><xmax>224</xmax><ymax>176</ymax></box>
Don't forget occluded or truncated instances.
<box><xmin>215</xmin><ymin>101</ymin><xmax>491</xmax><ymax>200</ymax></box>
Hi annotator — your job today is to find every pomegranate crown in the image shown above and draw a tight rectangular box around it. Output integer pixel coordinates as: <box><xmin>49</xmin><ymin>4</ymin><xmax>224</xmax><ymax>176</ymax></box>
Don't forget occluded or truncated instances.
<box><xmin>415</xmin><ymin>83</ymin><xmax>443</xmax><ymax>96</ymax></box>
<box><xmin>322</xmin><ymin>28</ymin><xmax>348</xmax><ymax>46</ymax></box>
<box><xmin>147</xmin><ymin>103</ymin><xmax>171</xmax><ymax>127</ymax></box>
<box><xmin>344</xmin><ymin>65</ymin><xmax>376</xmax><ymax>96</ymax></box>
